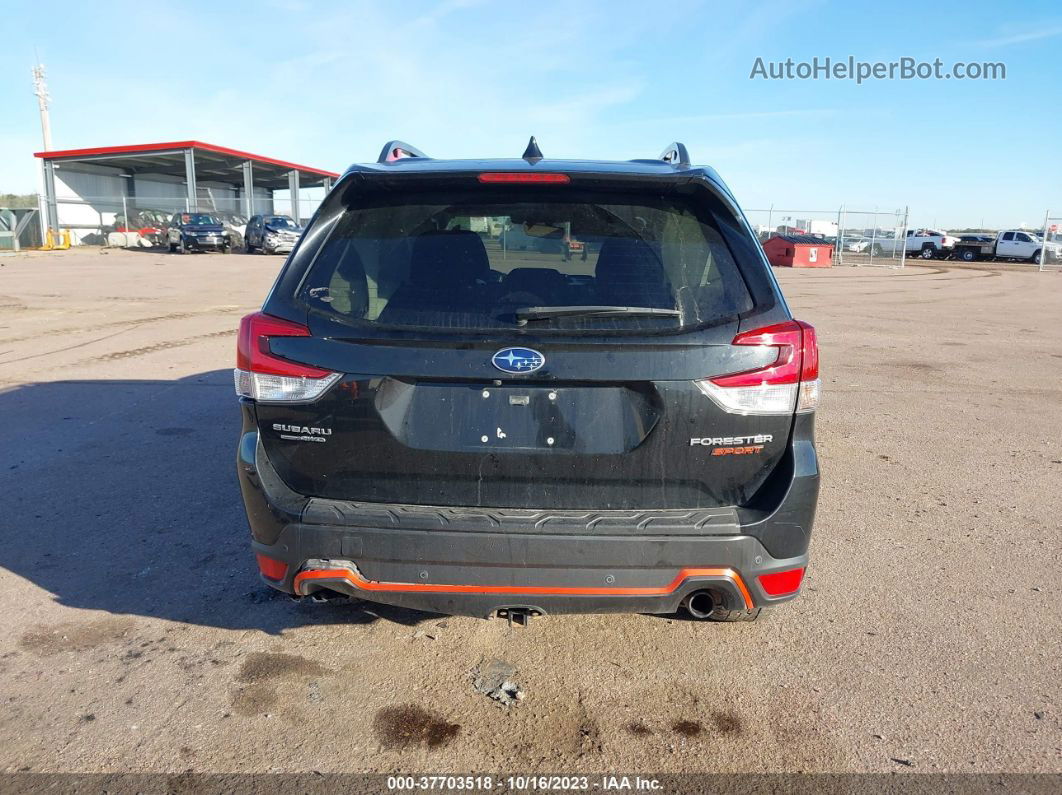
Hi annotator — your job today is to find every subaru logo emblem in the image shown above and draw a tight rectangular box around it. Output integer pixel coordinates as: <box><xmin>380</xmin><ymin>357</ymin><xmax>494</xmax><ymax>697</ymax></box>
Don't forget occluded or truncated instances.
<box><xmin>491</xmin><ymin>347</ymin><xmax>545</xmax><ymax>375</ymax></box>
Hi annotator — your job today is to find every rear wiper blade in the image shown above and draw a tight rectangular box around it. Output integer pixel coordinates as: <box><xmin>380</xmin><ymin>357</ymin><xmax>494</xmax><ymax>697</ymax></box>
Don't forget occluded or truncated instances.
<box><xmin>514</xmin><ymin>305</ymin><xmax>681</xmax><ymax>321</ymax></box>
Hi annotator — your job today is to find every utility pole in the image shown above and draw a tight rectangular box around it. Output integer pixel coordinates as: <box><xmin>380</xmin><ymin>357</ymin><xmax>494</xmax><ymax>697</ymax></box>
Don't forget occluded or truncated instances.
<box><xmin>32</xmin><ymin>60</ymin><xmax>53</xmax><ymax>150</ymax></box>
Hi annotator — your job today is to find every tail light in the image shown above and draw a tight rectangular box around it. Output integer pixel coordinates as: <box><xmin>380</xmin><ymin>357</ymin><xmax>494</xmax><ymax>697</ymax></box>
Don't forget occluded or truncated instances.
<box><xmin>234</xmin><ymin>312</ymin><xmax>341</xmax><ymax>403</ymax></box>
<box><xmin>696</xmin><ymin>320</ymin><xmax>819</xmax><ymax>414</ymax></box>
<box><xmin>477</xmin><ymin>173</ymin><xmax>570</xmax><ymax>184</ymax></box>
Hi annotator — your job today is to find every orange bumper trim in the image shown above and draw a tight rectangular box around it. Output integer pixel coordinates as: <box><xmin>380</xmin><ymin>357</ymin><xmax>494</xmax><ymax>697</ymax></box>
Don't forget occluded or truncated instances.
<box><xmin>293</xmin><ymin>566</ymin><xmax>753</xmax><ymax>610</ymax></box>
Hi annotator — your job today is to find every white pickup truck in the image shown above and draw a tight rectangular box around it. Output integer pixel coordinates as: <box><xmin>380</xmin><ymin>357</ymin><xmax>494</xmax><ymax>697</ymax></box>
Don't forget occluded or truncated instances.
<box><xmin>952</xmin><ymin>230</ymin><xmax>1061</xmax><ymax>263</ymax></box>
<box><xmin>865</xmin><ymin>228</ymin><xmax>961</xmax><ymax>259</ymax></box>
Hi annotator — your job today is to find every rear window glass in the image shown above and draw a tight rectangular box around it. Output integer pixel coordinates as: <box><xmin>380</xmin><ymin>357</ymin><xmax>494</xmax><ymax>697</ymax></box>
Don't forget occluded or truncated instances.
<box><xmin>297</xmin><ymin>189</ymin><xmax>753</xmax><ymax>334</ymax></box>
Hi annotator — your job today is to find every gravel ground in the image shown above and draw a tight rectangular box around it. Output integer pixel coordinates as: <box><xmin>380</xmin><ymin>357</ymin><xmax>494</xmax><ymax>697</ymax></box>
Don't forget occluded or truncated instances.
<box><xmin>0</xmin><ymin>248</ymin><xmax>1058</xmax><ymax>776</ymax></box>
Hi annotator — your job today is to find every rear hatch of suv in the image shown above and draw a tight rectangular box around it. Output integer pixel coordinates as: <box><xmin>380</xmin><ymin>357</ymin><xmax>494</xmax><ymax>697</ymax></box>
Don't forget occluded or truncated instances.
<box><xmin>240</xmin><ymin>167</ymin><xmax>811</xmax><ymax>511</ymax></box>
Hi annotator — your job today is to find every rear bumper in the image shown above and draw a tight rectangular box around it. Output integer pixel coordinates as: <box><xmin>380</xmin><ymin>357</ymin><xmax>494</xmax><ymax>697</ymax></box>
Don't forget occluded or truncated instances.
<box><xmin>236</xmin><ymin>412</ymin><xmax>818</xmax><ymax>617</ymax></box>
<box><xmin>263</xmin><ymin>240</ymin><xmax>296</xmax><ymax>253</ymax></box>
<box><xmin>252</xmin><ymin>520</ymin><xmax>806</xmax><ymax>617</ymax></box>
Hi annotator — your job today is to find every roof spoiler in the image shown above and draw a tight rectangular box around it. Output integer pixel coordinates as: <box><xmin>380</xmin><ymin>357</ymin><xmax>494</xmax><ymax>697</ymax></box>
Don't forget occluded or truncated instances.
<box><xmin>377</xmin><ymin>140</ymin><xmax>429</xmax><ymax>164</ymax></box>
<box><xmin>658</xmin><ymin>142</ymin><xmax>691</xmax><ymax>168</ymax></box>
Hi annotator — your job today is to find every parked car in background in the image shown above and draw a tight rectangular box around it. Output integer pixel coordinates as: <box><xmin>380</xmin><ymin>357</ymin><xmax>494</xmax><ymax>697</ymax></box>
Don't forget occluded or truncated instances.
<box><xmin>245</xmin><ymin>215</ymin><xmax>303</xmax><ymax>254</ymax></box>
<box><xmin>165</xmin><ymin>212</ymin><xmax>231</xmax><ymax>253</ymax></box>
<box><xmin>845</xmin><ymin>237</ymin><xmax>871</xmax><ymax>252</ymax></box>
<box><xmin>115</xmin><ymin>209</ymin><xmax>166</xmax><ymax>247</ymax></box>
<box><xmin>953</xmin><ymin>230</ymin><xmax>1061</xmax><ymax>263</ymax></box>
<box><xmin>563</xmin><ymin>236</ymin><xmax>588</xmax><ymax>261</ymax></box>
<box><xmin>215</xmin><ymin>212</ymin><xmax>248</xmax><ymax>249</ymax></box>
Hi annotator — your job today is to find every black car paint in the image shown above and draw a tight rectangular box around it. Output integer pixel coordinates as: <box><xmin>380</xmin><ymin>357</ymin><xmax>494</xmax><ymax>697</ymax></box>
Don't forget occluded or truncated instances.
<box><xmin>237</xmin><ymin>404</ymin><xmax>817</xmax><ymax>617</ymax></box>
<box><xmin>236</xmin><ymin>155</ymin><xmax>819</xmax><ymax>617</ymax></box>
<box><xmin>166</xmin><ymin>214</ymin><xmax>229</xmax><ymax>252</ymax></box>
<box><xmin>254</xmin><ymin>340</ymin><xmax>787</xmax><ymax>509</ymax></box>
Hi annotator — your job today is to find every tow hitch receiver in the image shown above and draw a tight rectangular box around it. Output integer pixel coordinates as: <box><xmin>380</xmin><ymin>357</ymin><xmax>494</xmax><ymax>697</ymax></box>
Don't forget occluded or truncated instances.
<box><xmin>496</xmin><ymin>607</ymin><xmax>542</xmax><ymax>627</ymax></box>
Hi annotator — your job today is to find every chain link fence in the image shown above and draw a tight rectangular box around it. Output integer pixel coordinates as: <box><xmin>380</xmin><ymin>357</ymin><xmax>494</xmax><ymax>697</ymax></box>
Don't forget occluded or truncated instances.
<box><xmin>835</xmin><ymin>207</ymin><xmax>909</xmax><ymax>268</ymax></box>
<box><xmin>744</xmin><ymin>207</ymin><xmax>839</xmax><ymax>246</ymax></box>
<box><xmin>745</xmin><ymin>206</ymin><xmax>909</xmax><ymax>268</ymax></box>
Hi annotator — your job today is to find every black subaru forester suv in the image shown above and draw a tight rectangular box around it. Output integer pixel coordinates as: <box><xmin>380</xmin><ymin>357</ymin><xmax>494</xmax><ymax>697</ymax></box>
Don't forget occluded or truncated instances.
<box><xmin>235</xmin><ymin>139</ymin><xmax>820</xmax><ymax>622</ymax></box>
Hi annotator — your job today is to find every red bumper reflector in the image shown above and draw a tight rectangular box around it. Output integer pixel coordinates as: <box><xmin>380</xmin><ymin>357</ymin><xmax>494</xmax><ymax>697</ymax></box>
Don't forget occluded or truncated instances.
<box><xmin>477</xmin><ymin>172</ymin><xmax>570</xmax><ymax>184</ymax></box>
<box><xmin>757</xmin><ymin>567</ymin><xmax>805</xmax><ymax>596</ymax></box>
<box><xmin>256</xmin><ymin>554</ymin><xmax>288</xmax><ymax>581</ymax></box>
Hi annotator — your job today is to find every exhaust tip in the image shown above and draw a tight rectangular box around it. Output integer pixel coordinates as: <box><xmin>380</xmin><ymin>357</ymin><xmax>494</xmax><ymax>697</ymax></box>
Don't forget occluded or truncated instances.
<box><xmin>306</xmin><ymin>587</ymin><xmax>353</xmax><ymax>604</ymax></box>
<box><xmin>683</xmin><ymin>590</ymin><xmax>716</xmax><ymax>620</ymax></box>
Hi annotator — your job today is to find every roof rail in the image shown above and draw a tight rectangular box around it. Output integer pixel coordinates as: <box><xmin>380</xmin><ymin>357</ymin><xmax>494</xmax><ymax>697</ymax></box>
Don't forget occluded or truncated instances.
<box><xmin>658</xmin><ymin>142</ymin><xmax>691</xmax><ymax>168</ymax></box>
<box><xmin>377</xmin><ymin>140</ymin><xmax>429</xmax><ymax>164</ymax></box>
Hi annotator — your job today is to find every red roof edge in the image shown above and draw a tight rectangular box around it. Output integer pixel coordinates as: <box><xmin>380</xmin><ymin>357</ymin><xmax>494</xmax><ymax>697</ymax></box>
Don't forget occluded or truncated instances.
<box><xmin>33</xmin><ymin>140</ymin><xmax>340</xmax><ymax>178</ymax></box>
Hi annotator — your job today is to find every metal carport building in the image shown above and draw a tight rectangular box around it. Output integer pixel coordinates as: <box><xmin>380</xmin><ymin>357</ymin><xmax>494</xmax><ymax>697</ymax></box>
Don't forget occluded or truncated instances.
<box><xmin>34</xmin><ymin>140</ymin><xmax>339</xmax><ymax>244</ymax></box>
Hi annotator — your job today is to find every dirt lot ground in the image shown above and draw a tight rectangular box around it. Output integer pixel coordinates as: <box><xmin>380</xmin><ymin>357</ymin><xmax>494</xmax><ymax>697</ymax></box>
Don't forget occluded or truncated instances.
<box><xmin>0</xmin><ymin>248</ymin><xmax>1058</xmax><ymax>777</ymax></box>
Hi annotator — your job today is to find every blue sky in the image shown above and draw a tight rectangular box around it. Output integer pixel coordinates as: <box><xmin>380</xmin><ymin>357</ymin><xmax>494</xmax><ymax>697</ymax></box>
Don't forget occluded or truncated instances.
<box><xmin>2</xmin><ymin>0</ymin><xmax>1060</xmax><ymax>227</ymax></box>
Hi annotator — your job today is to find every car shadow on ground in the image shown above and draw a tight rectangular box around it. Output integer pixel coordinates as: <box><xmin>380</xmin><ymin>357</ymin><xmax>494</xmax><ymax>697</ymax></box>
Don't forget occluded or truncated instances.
<box><xmin>115</xmin><ymin>242</ymin><xmax>284</xmax><ymax>257</ymax></box>
<box><xmin>0</xmin><ymin>369</ymin><xmax>439</xmax><ymax>633</ymax></box>
<box><xmin>116</xmin><ymin>245</ymin><xmax>248</xmax><ymax>256</ymax></box>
